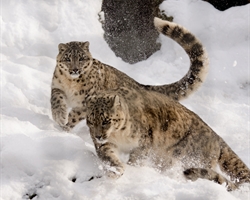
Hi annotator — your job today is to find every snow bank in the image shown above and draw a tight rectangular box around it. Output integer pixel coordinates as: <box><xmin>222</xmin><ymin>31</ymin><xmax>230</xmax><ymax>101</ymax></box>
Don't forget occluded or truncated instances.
<box><xmin>1</xmin><ymin>0</ymin><xmax>249</xmax><ymax>199</ymax></box>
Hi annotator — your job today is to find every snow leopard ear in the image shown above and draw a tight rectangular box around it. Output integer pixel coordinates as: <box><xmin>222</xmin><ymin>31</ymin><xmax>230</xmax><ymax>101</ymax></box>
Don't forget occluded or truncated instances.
<box><xmin>58</xmin><ymin>43</ymin><xmax>67</xmax><ymax>53</ymax></box>
<box><xmin>113</xmin><ymin>95</ymin><xmax>121</xmax><ymax>107</ymax></box>
<box><xmin>79</xmin><ymin>41</ymin><xmax>90</xmax><ymax>51</ymax></box>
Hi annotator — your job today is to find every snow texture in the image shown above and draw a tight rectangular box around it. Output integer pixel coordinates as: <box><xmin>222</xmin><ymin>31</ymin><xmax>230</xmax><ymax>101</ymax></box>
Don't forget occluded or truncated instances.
<box><xmin>1</xmin><ymin>0</ymin><xmax>249</xmax><ymax>199</ymax></box>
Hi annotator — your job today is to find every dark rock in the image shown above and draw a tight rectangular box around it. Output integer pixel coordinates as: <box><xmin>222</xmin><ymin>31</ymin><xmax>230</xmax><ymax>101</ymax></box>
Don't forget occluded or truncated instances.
<box><xmin>203</xmin><ymin>0</ymin><xmax>249</xmax><ymax>11</ymax></box>
<box><xmin>100</xmin><ymin>0</ymin><xmax>170</xmax><ymax>64</ymax></box>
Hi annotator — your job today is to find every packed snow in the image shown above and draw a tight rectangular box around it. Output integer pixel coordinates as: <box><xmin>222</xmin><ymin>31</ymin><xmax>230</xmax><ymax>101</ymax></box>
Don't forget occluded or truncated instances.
<box><xmin>1</xmin><ymin>0</ymin><xmax>249</xmax><ymax>199</ymax></box>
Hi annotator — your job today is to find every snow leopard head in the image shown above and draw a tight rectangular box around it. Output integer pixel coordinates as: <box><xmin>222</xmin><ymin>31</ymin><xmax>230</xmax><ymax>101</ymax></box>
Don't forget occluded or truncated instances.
<box><xmin>57</xmin><ymin>41</ymin><xmax>93</xmax><ymax>78</ymax></box>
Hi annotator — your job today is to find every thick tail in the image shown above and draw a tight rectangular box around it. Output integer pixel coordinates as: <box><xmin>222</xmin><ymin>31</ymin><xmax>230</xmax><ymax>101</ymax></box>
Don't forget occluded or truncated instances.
<box><xmin>218</xmin><ymin>141</ymin><xmax>250</xmax><ymax>185</ymax></box>
<box><xmin>142</xmin><ymin>17</ymin><xmax>209</xmax><ymax>101</ymax></box>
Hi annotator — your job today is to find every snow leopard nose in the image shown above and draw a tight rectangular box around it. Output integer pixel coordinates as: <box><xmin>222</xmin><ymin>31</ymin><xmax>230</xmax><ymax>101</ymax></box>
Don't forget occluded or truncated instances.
<box><xmin>72</xmin><ymin>69</ymin><xmax>78</xmax><ymax>73</ymax></box>
<box><xmin>95</xmin><ymin>135</ymin><xmax>102</xmax><ymax>140</ymax></box>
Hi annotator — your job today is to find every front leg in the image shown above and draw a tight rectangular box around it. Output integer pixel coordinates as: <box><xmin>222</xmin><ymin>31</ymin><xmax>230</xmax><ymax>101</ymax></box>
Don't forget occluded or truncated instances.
<box><xmin>97</xmin><ymin>142</ymin><xmax>124</xmax><ymax>179</ymax></box>
<box><xmin>128</xmin><ymin>146</ymin><xmax>149</xmax><ymax>166</ymax></box>
<box><xmin>62</xmin><ymin>107</ymin><xmax>87</xmax><ymax>132</ymax></box>
<box><xmin>51</xmin><ymin>88</ymin><xmax>68</xmax><ymax>127</ymax></box>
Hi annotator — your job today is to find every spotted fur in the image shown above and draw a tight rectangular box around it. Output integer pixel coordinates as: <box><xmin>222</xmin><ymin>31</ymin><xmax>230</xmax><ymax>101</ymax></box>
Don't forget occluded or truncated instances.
<box><xmin>51</xmin><ymin>17</ymin><xmax>209</xmax><ymax>131</ymax></box>
<box><xmin>86</xmin><ymin>87</ymin><xmax>249</xmax><ymax>191</ymax></box>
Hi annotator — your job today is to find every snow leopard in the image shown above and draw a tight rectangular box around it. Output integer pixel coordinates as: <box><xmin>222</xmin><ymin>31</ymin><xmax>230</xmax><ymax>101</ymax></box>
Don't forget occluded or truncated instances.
<box><xmin>51</xmin><ymin>17</ymin><xmax>209</xmax><ymax>131</ymax></box>
<box><xmin>86</xmin><ymin>87</ymin><xmax>249</xmax><ymax>191</ymax></box>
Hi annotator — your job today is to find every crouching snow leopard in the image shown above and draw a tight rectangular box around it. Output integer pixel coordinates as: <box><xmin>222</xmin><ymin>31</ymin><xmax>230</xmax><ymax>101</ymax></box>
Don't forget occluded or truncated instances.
<box><xmin>86</xmin><ymin>87</ymin><xmax>250</xmax><ymax>191</ymax></box>
<box><xmin>51</xmin><ymin>17</ymin><xmax>209</xmax><ymax>131</ymax></box>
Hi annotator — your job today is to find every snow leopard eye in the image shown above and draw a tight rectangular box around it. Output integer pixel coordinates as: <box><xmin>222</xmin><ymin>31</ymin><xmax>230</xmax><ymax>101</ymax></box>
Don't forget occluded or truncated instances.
<box><xmin>102</xmin><ymin>120</ymin><xmax>111</xmax><ymax>127</ymax></box>
<box><xmin>79</xmin><ymin>56</ymin><xmax>89</xmax><ymax>62</ymax></box>
<box><xmin>79</xmin><ymin>57</ymin><xmax>84</xmax><ymax>62</ymax></box>
<box><xmin>65</xmin><ymin>57</ymin><xmax>71</xmax><ymax>62</ymax></box>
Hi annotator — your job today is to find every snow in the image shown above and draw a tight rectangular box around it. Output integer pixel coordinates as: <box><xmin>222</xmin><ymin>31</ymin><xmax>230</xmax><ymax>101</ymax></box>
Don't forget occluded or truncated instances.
<box><xmin>1</xmin><ymin>0</ymin><xmax>249</xmax><ymax>199</ymax></box>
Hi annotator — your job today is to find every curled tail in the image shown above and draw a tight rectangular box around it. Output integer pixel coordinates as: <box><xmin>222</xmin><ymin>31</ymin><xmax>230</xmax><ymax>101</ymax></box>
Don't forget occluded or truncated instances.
<box><xmin>142</xmin><ymin>17</ymin><xmax>209</xmax><ymax>101</ymax></box>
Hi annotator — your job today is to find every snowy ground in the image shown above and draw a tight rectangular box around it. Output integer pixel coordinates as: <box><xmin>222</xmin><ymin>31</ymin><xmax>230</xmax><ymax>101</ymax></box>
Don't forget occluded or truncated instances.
<box><xmin>1</xmin><ymin>0</ymin><xmax>249</xmax><ymax>199</ymax></box>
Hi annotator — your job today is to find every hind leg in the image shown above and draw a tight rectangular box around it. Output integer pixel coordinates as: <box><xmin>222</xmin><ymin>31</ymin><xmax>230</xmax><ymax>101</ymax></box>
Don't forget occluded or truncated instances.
<box><xmin>183</xmin><ymin>168</ymin><xmax>238</xmax><ymax>191</ymax></box>
<box><xmin>218</xmin><ymin>143</ymin><xmax>250</xmax><ymax>185</ymax></box>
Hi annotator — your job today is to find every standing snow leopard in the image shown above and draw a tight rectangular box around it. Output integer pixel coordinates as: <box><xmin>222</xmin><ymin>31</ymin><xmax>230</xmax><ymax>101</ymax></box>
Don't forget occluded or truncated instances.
<box><xmin>51</xmin><ymin>17</ymin><xmax>209</xmax><ymax>131</ymax></box>
<box><xmin>86</xmin><ymin>87</ymin><xmax>250</xmax><ymax>191</ymax></box>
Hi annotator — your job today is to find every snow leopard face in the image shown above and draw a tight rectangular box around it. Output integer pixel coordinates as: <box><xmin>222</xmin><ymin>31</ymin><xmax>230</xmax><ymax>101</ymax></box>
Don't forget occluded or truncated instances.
<box><xmin>56</xmin><ymin>41</ymin><xmax>93</xmax><ymax>78</ymax></box>
<box><xmin>86</xmin><ymin>95</ymin><xmax>126</xmax><ymax>144</ymax></box>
